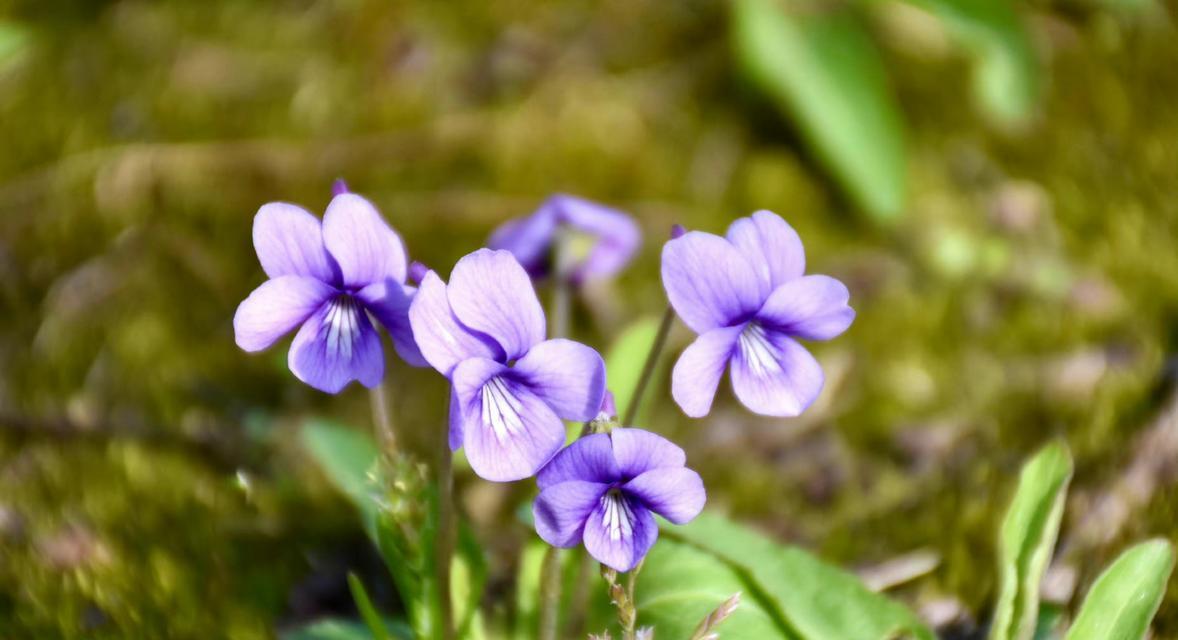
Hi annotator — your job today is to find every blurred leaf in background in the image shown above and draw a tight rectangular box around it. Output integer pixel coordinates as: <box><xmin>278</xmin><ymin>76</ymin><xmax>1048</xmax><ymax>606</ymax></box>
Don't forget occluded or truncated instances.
<box><xmin>733</xmin><ymin>0</ymin><xmax>908</xmax><ymax>222</ymax></box>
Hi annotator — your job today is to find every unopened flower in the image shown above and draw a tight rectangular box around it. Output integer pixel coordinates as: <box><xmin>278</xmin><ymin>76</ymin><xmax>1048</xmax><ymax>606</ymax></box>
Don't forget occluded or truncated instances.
<box><xmin>233</xmin><ymin>190</ymin><xmax>425</xmax><ymax>393</ymax></box>
<box><xmin>532</xmin><ymin>428</ymin><xmax>706</xmax><ymax>572</ymax></box>
<box><xmin>488</xmin><ymin>194</ymin><xmax>641</xmax><ymax>283</ymax></box>
<box><xmin>663</xmin><ymin>211</ymin><xmax>854</xmax><ymax>417</ymax></box>
<box><xmin>409</xmin><ymin>249</ymin><xmax>606</xmax><ymax>481</ymax></box>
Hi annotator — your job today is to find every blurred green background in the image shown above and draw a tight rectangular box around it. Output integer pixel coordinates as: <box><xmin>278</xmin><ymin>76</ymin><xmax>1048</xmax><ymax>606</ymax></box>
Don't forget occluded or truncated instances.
<box><xmin>1</xmin><ymin>0</ymin><xmax>1177</xmax><ymax>637</ymax></box>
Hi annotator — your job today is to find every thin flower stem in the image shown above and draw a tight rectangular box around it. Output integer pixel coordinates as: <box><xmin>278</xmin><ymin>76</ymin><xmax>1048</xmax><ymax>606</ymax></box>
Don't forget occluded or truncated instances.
<box><xmin>537</xmin><ymin>547</ymin><xmax>564</xmax><ymax>640</ymax></box>
<box><xmin>622</xmin><ymin>306</ymin><xmax>675</xmax><ymax>427</ymax></box>
<box><xmin>623</xmin><ymin>560</ymin><xmax>643</xmax><ymax>640</ymax></box>
<box><xmin>538</xmin><ymin>233</ymin><xmax>575</xmax><ymax>638</ymax></box>
<box><xmin>369</xmin><ymin>380</ymin><xmax>397</xmax><ymax>455</ymax></box>
<box><xmin>435</xmin><ymin>392</ymin><xmax>455</xmax><ymax>640</ymax></box>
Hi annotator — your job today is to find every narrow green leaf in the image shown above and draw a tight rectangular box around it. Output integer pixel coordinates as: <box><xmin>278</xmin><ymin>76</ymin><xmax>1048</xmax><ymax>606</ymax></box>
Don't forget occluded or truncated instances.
<box><xmin>280</xmin><ymin>618</ymin><xmax>412</xmax><ymax>640</ymax></box>
<box><xmin>639</xmin><ymin>538</ymin><xmax>793</xmax><ymax>639</ymax></box>
<box><xmin>348</xmin><ymin>573</ymin><xmax>391</xmax><ymax>640</ymax></box>
<box><xmin>733</xmin><ymin>0</ymin><xmax>907</xmax><ymax>222</ymax></box>
<box><xmin>1065</xmin><ymin>539</ymin><xmax>1174</xmax><ymax>640</ymax></box>
<box><xmin>989</xmin><ymin>441</ymin><xmax>1074</xmax><ymax>640</ymax></box>
<box><xmin>605</xmin><ymin>316</ymin><xmax>667</xmax><ymax>427</ymax></box>
<box><xmin>669</xmin><ymin>513</ymin><xmax>933</xmax><ymax>640</ymax></box>
<box><xmin>901</xmin><ymin>0</ymin><xmax>1039</xmax><ymax>126</ymax></box>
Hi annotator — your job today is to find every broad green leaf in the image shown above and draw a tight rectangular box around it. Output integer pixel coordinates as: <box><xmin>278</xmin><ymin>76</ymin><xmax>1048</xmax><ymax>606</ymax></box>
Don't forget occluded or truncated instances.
<box><xmin>733</xmin><ymin>0</ymin><xmax>907</xmax><ymax>222</ymax></box>
<box><xmin>605</xmin><ymin>315</ymin><xmax>669</xmax><ymax>427</ymax></box>
<box><xmin>989</xmin><ymin>442</ymin><xmax>1073</xmax><ymax>640</ymax></box>
<box><xmin>900</xmin><ymin>0</ymin><xmax>1039</xmax><ymax>126</ymax></box>
<box><xmin>1065</xmin><ymin>539</ymin><xmax>1174</xmax><ymax>640</ymax></box>
<box><xmin>639</xmin><ymin>538</ymin><xmax>791</xmax><ymax>639</ymax></box>
<box><xmin>280</xmin><ymin>618</ymin><xmax>412</xmax><ymax>640</ymax></box>
<box><xmin>670</xmin><ymin>513</ymin><xmax>933</xmax><ymax>640</ymax></box>
<box><xmin>301</xmin><ymin>420</ymin><xmax>381</xmax><ymax>536</ymax></box>
<box><xmin>349</xmin><ymin>573</ymin><xmax>391</xmax><ymax>640</ymax></box>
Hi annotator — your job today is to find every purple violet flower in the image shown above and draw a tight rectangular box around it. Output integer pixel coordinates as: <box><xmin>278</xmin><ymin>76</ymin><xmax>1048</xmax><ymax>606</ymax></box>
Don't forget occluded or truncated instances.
<box><xmin>533</xmin><ymin>428</ymin><xmax>706</xmax><ymax>572</ymax></box>
<box><xmin>487</xmin><ymin>194</ymin><xmax>641</xmax><ymax>283</ymax></box>
<box><xmin>233</xmin><ymin>190</ymin><xmax>426</xmax><ymax>393</ymax></box>
<box><xmin>663</xmin><ymin>210</ymin><xmax>854</xmax><ymax>418</ymax></box>
<box><xmin>408</xmin><ymin>248</ymin><xmax>606</xmax><ymax>481</ymax></box>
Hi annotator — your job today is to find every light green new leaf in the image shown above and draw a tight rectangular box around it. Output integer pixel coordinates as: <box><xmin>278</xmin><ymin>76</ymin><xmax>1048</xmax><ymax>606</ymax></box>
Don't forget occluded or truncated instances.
<box><xmin>901</xmin><ymin>0</ymin><xmax>1039</xmax><ymax>126</ymax></box>
<box><xmin>1065</xmin><ymin>539</ymin><xmax>1174</xmax><ymax>640</ymax></box>
<box><xmin>670</xmin><ymin>513</ymin><xmax>933</xmax><ymax>640</ymax></box>
<box><xmin>606</xmin><ymin>315</ymin><xmax>669</xmax><ymax>427</ymax></box>
<box><xmin>0</xmin><ymin>21</ymin><xmax>30</xmax><ymax>68</ymax></box>
<box><xmin>989</xmin><ymin>441</ymin><xmax>1073</xmax><ymax>640</ymax></box>
<box><xmin>639</xmin><ymin>538</ymin><xmax>793</xmax><ymax>639</ymax></box>
<box><xmin>733</xmin><ymin>0</ymin><xmax>907</xmax><ymax>222</ymax></box>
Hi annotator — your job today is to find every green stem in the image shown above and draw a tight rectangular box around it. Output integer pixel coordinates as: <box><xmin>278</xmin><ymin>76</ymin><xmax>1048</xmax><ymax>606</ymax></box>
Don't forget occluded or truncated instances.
<box><xmin>622</xmin><ymin>306</ymin><xmax>675</xmax><ymax>427</ymax></box>
<box><xmin>537</xmin><ymin>233</ymin><xmax>576</xmax><ymax>638</ymax></box>
<box><xmin>537</xmin><ymin>547</ymin><xmax>564</xmax><ymax>640</ymax></box>
<box><xmin>435</xmin><ymin>393</ymin><xmax>455</xmax><ymax>640</ymax></box>
<box><xmin>369</xmin><ymin>380</ymin><xmax>396</xmax><ymax>455</ymax></box>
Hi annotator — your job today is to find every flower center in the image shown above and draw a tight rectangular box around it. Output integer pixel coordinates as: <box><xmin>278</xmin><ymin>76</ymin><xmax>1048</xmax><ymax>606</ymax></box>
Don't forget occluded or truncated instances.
<box><xmin>481</xmin><ymin>376</ymin><xmax>525</xmax><ymax>443</ymax></box>
<box><xmin>324</xmin><ymin>295</ymin><xmax>361</xmax><ymax>360</ymax></box>
<box><xmin>738</xmin><ymin>322</ymin><xmax>781</xmax><ymax>377</ymax></box>
<box><xmin>600</xmin><ymin>489</ymin><xmax>635</xmax><ymax>542</ymax></box>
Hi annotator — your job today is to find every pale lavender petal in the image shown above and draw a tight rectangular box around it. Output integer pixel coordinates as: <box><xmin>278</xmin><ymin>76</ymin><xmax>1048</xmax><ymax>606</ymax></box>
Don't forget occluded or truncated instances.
<box><xmin>253</xmin><ymin>203</ymin><xmax>337</xmax><ymax>282</ymax></box>
<box><xmin>554</xmin><ymin>195</ymin><xmax>641</xmax><ymax>281</ymax></box>
<box><xmin>610</xmin><ymin>428</ymin><xmax>686</xmax><ymax>479</ymax></box>
<box><xmin>729</xmin><ymin>325</ymin><xmax>824</xmax><ymax>417</ymax></box>
<box><xmin>583</xmin><ymin>493</ymin><xmax>658</xmax><ymax>573</ymax></box>
<box><xmin>452</xmin><ymin>360</ymin><xmax>565</xmax><ymax>481</ymax></box>
<box><xmin>533</xmin><ymin>480</ymin><xmax>610</xmax><ymax>547</ymax></box>
<box><xmin>661</xmin><ymin>231</ymin><xmax>764</xmax><ymax>334</ymax></box>
<box><xmin>234</xmin><ymin>276</ymin><xmax>336</xmax><ymax>352</ymax></box>
<box><xmin>623</xmin><ymin>468</ymin><xmax>706</xmax><ymax>525</ymax></box>
<box><xmin>447</xmin><ymin>249</ymin><xmax>546</xmax><ymax>360</ymax></box>
<box><xmin>408</xmin><ymin>271</ymin><xmax>503</xmax><ymax>376</ymax></box>
<box><xmin>511</xmin><ymin>339</ymin><xmax>606</xmax><ymax>422</ymax></box>
<box><xmin>670</xmin><ymin>325</ymin><xmax>742</xmax><ymax>418</ymax></box>
<box><xmin>756</xmin><ymin>275</ymin><xmax>854</xmax><ymax>341</ymax></box>
<box><xmin>288</xmin><ymin>296</ymin><xmax>384</xmax><ymax>393</ymax></box>
<box><xmin>487</xmin><ymin>209</ymin><xmax>558</xmax><ymax>277</ymax></box>
<box><xmin>448</xmin><ymin>392</ymin><xmax>463</xmax><ymax>451</ymax></box>
<box><xmin>725</xmin><ymin>210</ymin><xmax>805</xmax><ymax>291</ymax></box>
<box><xmin>357</xmin><ymin>280</ymin><xmax>427</xmax><ymax>367</ymax></box>
<box><xmin>536</xmin><ymin>433</ymin><xmax>621</xmax><ymax>489</ymax></box>
<box><xmin>322</xmin><ymin>193</ymin><xmax>408</xmax><ymax>289</ymax></box>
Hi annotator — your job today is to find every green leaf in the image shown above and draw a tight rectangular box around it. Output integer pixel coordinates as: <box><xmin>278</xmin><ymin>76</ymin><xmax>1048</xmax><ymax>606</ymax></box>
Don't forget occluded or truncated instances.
<box><xmin>989</xmin><ymin>441</ymin><xmax>1073</xmax><ymax>640</ymax></box>
<box><xmin>733</xmin><ymin>0</ymin><xmax>907</xmax><ymax>222</ymax></box>
<box><xmin>301</xmin><ymin>419</ymin><xmax>381</xmax><ymax>536</ymax></box>
<box><xmin>639</xmin><ymin>538</ymin><xmax>792</xmax><ymax>639</ymax></box>
<box><xmin>280</xmin><ymin>618</ymin><xmax>412</xmax><ymax>640</ymax></box>
<box><xmin>900</xmin><ymin>0</ymin><xmax>1039</xmax><ymax>126</ymax></box>
<box><xmin>1065</xmin><ymin>539</ymin><xmax>1174</xmax><ymax>640</ymax></box>
<box><xmin>669</xmin><ymin>513</ymin><xmax>933</xmax><ymax>640</ymax></box>
<box><xmin>605</xmin><ymin>315</ymin><xmax>669</xmax><ymax>427</ymax></box>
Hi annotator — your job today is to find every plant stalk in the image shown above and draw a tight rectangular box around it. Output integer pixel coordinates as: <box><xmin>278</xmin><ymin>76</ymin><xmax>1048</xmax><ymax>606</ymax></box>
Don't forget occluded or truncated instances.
<box><xmin>435</xmin><ymin>392</ymin><xmax>455</xmax><ymax>640</ymax></box>
<box><xmin>537</xmin><ymin>547</ymin><xmax>564</xmax><ymax>640</ymax></box>
<box><xmin>622</xmin><ymin>306</ymin><xmax>675</xmax><ymax>427</ymax></box>
<box><xmin>369</xmin><ymin>380</ymin><xmax>397</xmax><ymax>455</ymax></box>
